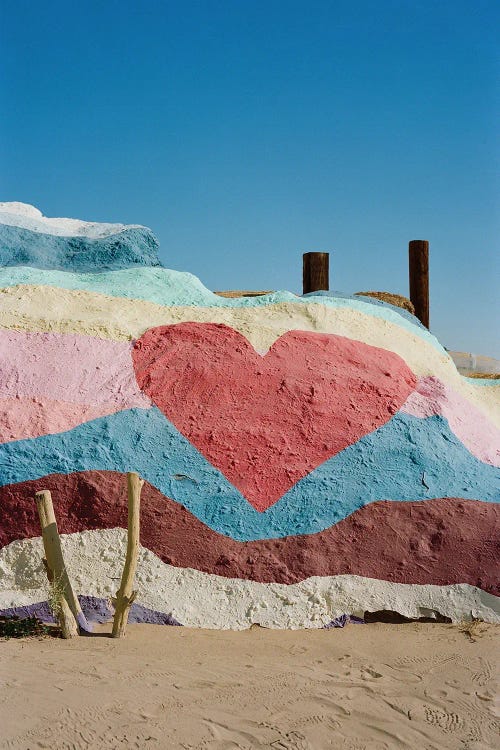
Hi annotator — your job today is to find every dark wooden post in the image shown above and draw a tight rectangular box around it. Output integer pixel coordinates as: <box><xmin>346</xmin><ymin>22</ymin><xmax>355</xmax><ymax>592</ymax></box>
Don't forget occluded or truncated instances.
<box><xmin>409</xmin><ymin>240</ymin><xmax>429</xmax><ymax>328</ymax></box>
<box><xmin>303</xmin><ymin>252</ymin><xmax>329</xmax><ymax>294</ymax></box>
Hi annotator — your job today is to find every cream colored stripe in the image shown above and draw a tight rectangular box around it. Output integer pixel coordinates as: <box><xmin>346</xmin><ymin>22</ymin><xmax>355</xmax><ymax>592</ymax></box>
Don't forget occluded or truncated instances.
<box><xmin>1</xmin><ymin>529</ymin><xmax>498</xmax><ymax>628</ymax></box>
<box><xmin>0</xmin><ymin>284</ymin><xmax>498</xmax><ymax>424</ymax></box>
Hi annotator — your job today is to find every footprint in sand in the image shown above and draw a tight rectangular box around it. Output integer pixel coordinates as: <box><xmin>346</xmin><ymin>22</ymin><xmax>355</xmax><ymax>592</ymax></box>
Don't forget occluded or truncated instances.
<box><xmin>360</xmin><ymin>666</ymin><xmax>383</xmax><ymax>680</ymax></box>
<box><xmin>423</xmin><ymin>705</ymin><xmax>463</xmax><ymax>733</ymax></box>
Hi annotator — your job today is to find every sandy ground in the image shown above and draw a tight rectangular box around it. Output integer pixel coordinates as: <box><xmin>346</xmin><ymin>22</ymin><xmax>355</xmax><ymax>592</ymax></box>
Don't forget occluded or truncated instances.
<box><xmin>0</xmin><ymin>622</ymin><xmax>498</xmax><ymax>750</ymax></box>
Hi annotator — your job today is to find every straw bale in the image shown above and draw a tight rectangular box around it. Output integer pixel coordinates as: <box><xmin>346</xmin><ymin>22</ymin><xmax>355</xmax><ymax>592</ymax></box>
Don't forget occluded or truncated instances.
<box><xmin>356</xmin><ymin>291</ymin><xmax>415</xmax><ymax>314</ymax></box>
<box><xmin>214</xmin><ymin>290</ymin><xmax>273</xmax><ymax>298</ymax></box>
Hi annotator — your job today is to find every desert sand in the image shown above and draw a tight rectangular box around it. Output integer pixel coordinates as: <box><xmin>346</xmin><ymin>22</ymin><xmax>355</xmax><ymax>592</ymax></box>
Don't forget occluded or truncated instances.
<box><xmin>1</xmin><ymin>622</ymin><xmax>498</xmax><ymax>750</ymax></box>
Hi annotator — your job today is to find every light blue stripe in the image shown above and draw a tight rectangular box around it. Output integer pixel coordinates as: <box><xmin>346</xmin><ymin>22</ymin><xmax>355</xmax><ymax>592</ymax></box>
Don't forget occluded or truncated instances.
<box><xmin>0</xmin><ymin>408</ymin><xmax>497</xmax><ymax>541</ymax></box>
<box><xmin>0</xmin><ymin>224</ymin><xmax>160</xmax><ymax>272</ymax></box>
<box><xmin>464</xmin><ymin>377</ymin><xmax>500</xmax><ymax>386</ymax></box>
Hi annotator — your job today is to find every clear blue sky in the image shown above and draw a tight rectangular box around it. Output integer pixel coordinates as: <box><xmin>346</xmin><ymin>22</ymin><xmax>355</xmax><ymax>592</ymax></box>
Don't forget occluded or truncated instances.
<box><xmin>1</xmin><ymin>1</ymin><xmax>498</xmax><ymax>356</ymax></box>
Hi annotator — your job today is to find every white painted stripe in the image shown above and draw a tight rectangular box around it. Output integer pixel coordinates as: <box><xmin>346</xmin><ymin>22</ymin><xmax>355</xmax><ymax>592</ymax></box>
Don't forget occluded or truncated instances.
<box><xmin>0</xmin><ymin>202</ymin><xmax>144</xmax><ymax>239</ymax></box>
<box><xmin>1</xmin><ymin>529</ymin><xmax>498</xmax><ymax>628</ymax></box>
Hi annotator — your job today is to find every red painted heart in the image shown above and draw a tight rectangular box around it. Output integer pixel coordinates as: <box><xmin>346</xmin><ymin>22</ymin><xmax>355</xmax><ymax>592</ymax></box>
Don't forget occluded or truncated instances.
<box><xmin>133</xmin><ymin>323</ymin><xmax>416</xmax><ymax>512</ymax></box>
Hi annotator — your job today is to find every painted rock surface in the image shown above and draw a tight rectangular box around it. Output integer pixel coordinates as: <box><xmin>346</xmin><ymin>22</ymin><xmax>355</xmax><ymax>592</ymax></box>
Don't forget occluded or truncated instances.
<box><xmin>0</xmin><ymin>201</ymin><xmax>160</xmax><ymax>272</ymax></box>
<box><xmin>0</xmin><ymin>202</ymin><xmax>499</xmax><ymax>629</ymax></box>
<box><xmin>133</xmin><ymin>323</ymin><xmax>417</xmax><ymax>510</ymax></box>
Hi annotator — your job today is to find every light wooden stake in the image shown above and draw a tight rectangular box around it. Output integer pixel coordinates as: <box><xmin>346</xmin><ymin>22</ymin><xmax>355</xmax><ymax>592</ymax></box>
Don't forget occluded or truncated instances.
<box><xmin>35</xmin><ymin>490</ymin><xmax>80</xmax><ymax>638</ymax></box>
<box><xmin>112</xmin><ymin>472</ymin><xmax>143</xmax><ymax>638</ymax></box>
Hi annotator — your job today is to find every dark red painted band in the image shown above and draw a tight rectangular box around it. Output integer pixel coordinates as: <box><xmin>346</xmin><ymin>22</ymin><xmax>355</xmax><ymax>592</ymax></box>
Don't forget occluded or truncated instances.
<box><xmin>1</xmin><ymin>471</ymin><xmax>498</xmax><ymax>594</ymax></box>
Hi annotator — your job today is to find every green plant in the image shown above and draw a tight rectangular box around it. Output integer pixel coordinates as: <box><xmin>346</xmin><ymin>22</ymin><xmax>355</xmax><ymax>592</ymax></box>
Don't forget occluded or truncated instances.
<box><xmin>0</xmin><ymin>616</ymin><xmax>49</xmax><ymax>639</ymax></box>
<box><xmin>47</xmin><ymin>572</ymin><xmax>66</xmax><ymax>619</ymax></box>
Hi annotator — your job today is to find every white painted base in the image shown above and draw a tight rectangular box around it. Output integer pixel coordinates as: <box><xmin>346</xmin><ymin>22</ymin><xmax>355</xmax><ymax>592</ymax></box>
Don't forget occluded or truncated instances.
<box><xmin>1</xmin><ymin>529</ymin><xmax>498</xmax><ymax>628</ymax></box>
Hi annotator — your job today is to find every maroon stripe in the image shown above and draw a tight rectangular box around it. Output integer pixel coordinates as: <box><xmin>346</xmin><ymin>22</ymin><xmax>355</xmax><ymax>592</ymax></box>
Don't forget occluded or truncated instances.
<box><xmin>1</xmin><ymin>471</ymin><xmax>498</xmax><ymax>594</ymax></box>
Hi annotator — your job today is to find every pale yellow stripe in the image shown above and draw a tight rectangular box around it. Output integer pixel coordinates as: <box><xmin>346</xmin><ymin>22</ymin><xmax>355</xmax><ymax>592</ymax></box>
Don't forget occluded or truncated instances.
<box><xmin>1</xmin><ymin>284</ymin><xmax>498</xmax><ymax>424</ymax></box>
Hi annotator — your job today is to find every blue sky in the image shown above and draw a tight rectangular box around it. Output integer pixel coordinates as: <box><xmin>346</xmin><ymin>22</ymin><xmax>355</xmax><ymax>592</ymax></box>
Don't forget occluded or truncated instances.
<box><xmin>1</xmin><ymin>1</ymin><xmax>498</xmax><ymax>356</ymax></box>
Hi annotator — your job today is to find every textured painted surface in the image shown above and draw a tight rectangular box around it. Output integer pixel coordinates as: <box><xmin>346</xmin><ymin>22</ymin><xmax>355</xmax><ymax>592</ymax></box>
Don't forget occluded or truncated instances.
<box><xmin>0</xmin><ymin>329</ymin><xmax>150</xmax><ymax>441</ymax></box>
<box><xmin>402</xmin><ymin>376</ymin><xmax>500</xmax><ymax>466</ymax></box>
<box><xmin>0</xmin><ymin>397</ymin><xmax>124</xmax><ymax>444</ymax></box>
<box><xmin>0</xmin><ymin>598</ymin><xmax>360</xmax><ymax>628</ymax></box>
<box><xmin>0</xmin><ymin>328</ymin><xmax>494</xmax><ymax>463</ymax></box>
<box><xmin>0</xmin><ymin>203</ymin><xmax>498</xmax><ymax>627</ymax></box>
<box><xmin>133</xmin><ymin>323</ymin><xmax>416</xmax><ymax>510</ymax></box>
<box><xmin>0</xmin><ymin>203</ymin><xmax>160</xmax><ymax>271</ymax></box>
<box><xmin>1</xmin><ymin>530</ymin><xmax>498</xmax><ymax>627</ymax></box>
<box><xmin>303</xmin><ymin>289</ymin><xmax>427</xmax><ymax>328</ymax></box>
<box><xmin>0</xmin><ymin>265</ymin><xmax>436</xmax><ymax>340</ymax></box>
<box><xmin>0</xmin><ymin>224</ymin><xmax>161</xmax><ymax>272</ymax></box>
<box><xmin>0</xmin><ymin>596</ymin><xmax>181</xmax><ymax>626</ymax></box>
<box><xmin>0</xmin><ymin>201</ymin><xmax>146</xmax><ymax>238</ymax></box>
<box><xmin>0</xmin><ymin>329</ymin><xmax>146</xmax><ymax>405</ymax></box>
<box><xmin>1</xmin><ymin>472</ymin><xmax>498</xmax><ymax>594</ymax></box>
<box><xmin>2</xmin><ymin>284</ymin><xmax>499</xmax><ymax>426</ymax></box>
<box><xmin>0</xmin><ymin>277</ymin><xmax>446</xmax><ymax>350</ymax></box>
<box><xmin>1</xmin><ymin>409</ymin><xmax>498</xmax><ymax>540</ymax></box>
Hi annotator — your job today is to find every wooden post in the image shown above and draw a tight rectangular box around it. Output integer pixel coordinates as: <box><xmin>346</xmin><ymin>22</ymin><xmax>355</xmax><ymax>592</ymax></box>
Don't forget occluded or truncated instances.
<box><xmin>303</xmin><ymin>252</ymin><xmax>329</xmax><ymax>294</ymax></box>
<box><xmin>41</xmin><ymin>558</ymin><xmax>78</xmax><ymax>639</ymax></box>
<box><xmin>409</xmin><ymin>240</ymin><xmax>429</xmax><ymax>328</ymax></box>
<box><xmin>112</xmin><ymin>472</ymin><xmax>143</xmax><ymax>638</ymax></box>
<box><xmin>35</xmin><ymin>490</ymin><xmax>81</xmax><ymax>638</ymax></box>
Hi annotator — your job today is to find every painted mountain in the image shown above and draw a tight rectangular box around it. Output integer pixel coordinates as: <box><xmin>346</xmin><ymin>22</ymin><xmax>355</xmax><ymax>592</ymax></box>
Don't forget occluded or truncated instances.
<box><xmin>0</xmin><ymin>202</ymin><xmax>498</xmax><ymax>628</ymax></box>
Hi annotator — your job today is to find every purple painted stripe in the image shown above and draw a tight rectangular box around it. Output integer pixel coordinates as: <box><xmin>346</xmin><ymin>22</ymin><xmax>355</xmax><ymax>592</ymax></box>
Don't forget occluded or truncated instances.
<box><xmin>0</xmin><ymin>597</ymin><xmax>182</xmax><ymax>627</ymax></box>
<box><xmin>127</xmin><ymin>602</ymin><xmax>182</xmax><ymax>626</ymax></box>
<box><xmin>1</xmin><ymin>600</ymin><xmax>57</xmax><ymax>623</ymax></box>
<box><xmin>76</xmin><ymin>609</ymin><xmax>93</xmax><ymax>633</ymax></box>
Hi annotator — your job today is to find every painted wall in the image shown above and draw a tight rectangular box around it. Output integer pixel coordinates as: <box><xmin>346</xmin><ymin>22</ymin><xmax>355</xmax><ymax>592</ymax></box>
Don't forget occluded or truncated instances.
<box><xmin>1</xmin><ymin>203</ymin><xmax>499</xmax><ymax>628</ymax></box>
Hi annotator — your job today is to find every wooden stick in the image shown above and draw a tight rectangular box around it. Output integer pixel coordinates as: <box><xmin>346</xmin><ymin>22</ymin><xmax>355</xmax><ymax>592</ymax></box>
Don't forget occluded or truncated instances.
<box><xmin>41</xmin><ymin>558</ymin><xmax>78</xmax><ymax>639</ymax></box>
<box><xmin>409</xmin><ymin>240</ymin><xmax>430</xmax><ymax>328</ymax></box>
<box><xmin>37</xmin><ymin>491</ymin><xmax>92</xmax><ymax>633</ymax></box>
<box><xmin>35</xmin><ymin>490</ymin><xmax>80</xmax><ymax>638</ymax></box>
<box><xmin>303</xmin><ymin>252</ymin><xmax>329</xmax><ymax>294</ymax></box>
<box><xmin>40</xmin><ymin>556</ymin><xmax>81</xmax><ymax>635</ymax></box>
<box><xmin>112</xmin><ymin>472</ymin><xmax>143</xmax><ymax>638</ymax></box>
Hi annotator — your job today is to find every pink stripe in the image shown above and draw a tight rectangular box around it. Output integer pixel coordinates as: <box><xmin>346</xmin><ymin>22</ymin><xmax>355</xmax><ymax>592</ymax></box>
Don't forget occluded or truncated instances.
<box><xmin>401</xmin><ymin>376</ymin><xmax>500</xmax><ymax>467</ymax></box>
<box><xmin>0</xmin><ymin>396</ymin><xmax>145</xmax><ymax>443</ymax></box>
<box><xmin>0</xmin><ymin>329</ymin><xmax>150</xmax><ymax>408</ymax></box>
<box><xmin>0</xmin><ymin>329</ymin><xmax>150</xmax><ymax>441</ymax></box>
